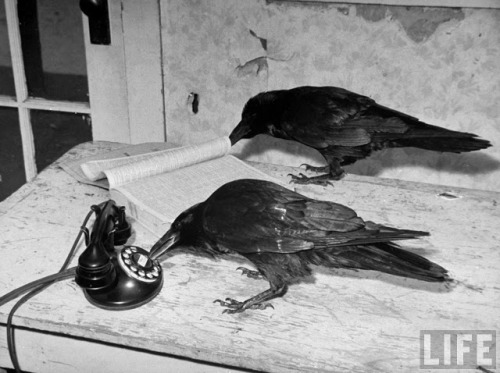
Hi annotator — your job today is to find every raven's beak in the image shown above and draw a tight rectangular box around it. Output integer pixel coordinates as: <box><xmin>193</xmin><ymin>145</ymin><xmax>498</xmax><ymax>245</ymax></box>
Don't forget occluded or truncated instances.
<box><xmin>148</xmin><ymin>230</ymin><xmax>180</xmax><ymax>260</ymax></box>
<box><xmin>229</xmin><ymin>118</ymin><xmax>252</xmax><ymax>145</ymax></box>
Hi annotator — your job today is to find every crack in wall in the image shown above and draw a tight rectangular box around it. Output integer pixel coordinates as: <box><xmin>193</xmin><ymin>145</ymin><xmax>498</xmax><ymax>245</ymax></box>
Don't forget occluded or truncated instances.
<box><xmin>249</xmin><ymin>29</ymin><xmax>268</xmax><ymax>51</ymax></box>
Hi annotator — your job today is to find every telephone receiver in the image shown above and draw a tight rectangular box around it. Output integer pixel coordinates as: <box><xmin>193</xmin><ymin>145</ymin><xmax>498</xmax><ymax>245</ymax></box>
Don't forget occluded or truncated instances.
<box><xmin>75</xmin><ymin>200</ymin><xmax>163</xmax><ymax>310</ymax></box>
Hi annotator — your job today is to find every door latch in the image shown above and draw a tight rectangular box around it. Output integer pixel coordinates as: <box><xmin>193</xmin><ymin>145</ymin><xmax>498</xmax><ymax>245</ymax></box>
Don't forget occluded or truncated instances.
<box><xmin>80</xmin><ymin>0</ymin><xmax>111</xmax><ymax>45</ymax></box>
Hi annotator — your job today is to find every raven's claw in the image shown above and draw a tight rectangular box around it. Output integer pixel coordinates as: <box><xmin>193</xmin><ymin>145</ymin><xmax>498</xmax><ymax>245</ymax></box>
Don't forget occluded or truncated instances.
<box><xmin>214</xmin><ymin>297</ymin><xmax>274</xmax><ymax>314</ymax></box>
<box><xmin>236</xmin><ymin>266</ymin><xmax>263</xmax><ymax>279</ymax></box>
<box><xmin>288</xmin><ymin>173</ymin><xmax>335</xmax><ymax>186</ymax></box>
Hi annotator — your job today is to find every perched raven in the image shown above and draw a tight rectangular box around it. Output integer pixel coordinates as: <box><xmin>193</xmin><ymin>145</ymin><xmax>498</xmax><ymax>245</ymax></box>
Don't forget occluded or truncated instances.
<box><xmin>229</xmin><ymin>86</ymin><xmax>491</xmax><ymax>185</ymax></box>
<box><xmin>149</xmin><ymin>179</ymin><xmax>449</xmax><ymax>313</ymax></box>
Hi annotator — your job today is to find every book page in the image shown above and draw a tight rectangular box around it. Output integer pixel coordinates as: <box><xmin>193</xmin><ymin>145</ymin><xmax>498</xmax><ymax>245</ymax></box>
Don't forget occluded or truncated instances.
<box><xmin>60</xmin><ymin>142</ymin><xmax>178</xmax><ymax>188</ymax></box>
<box><xmin>80</xmin><ymin>142</ymin><xmax>180</xmax><ymax>181</ymax></box>
<box><xmin>112</xmin><ymin>155</ymin><xmax>284</xmax><ymax>236</ymax></box>
<box><xmin>103</xmin><ymin>137</ymin><xmax>231</xmax><ymax>188</ymax></box>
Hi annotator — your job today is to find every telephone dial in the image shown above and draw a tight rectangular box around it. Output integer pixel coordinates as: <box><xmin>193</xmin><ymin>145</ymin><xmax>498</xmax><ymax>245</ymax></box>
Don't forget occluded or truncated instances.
<box><xmin>75</xmin><ymin>200</ymin><xmax>163</xmax><ymax>310</ymax></box>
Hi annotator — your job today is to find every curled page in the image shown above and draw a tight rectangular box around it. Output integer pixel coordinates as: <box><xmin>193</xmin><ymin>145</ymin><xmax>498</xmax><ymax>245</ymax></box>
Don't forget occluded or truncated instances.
<box><xmin>104</xmin><ymin>137</ymin><xmax>231</xmax><ymax>189</ymax></box>
<box><xmin>80</xmin><ymin>142</ymin><xmax>180</xmax><ymax>181</ymax></box>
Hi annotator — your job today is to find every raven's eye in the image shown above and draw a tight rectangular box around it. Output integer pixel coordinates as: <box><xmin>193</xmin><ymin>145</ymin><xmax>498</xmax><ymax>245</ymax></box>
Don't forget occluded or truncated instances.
<box><xmin>182</xmin><ymin>214</ymin><xmax>194</xmax><ymax>225</ymax></box>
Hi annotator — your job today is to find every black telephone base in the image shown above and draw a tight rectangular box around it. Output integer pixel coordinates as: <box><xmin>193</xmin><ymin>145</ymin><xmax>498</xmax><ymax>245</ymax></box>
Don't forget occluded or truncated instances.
<box><xmin>83</xmin><ymin>247</ymin><xmax>163</xmax><ymax>310</ymax></box>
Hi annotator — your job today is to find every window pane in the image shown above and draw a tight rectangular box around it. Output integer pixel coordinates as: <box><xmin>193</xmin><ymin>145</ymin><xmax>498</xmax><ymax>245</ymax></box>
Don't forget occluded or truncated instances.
<box><xmin>0</xmin><ymin>0</ymin><xmax>16</xmax><ymax>96</ymax></box>
<box><xmin>32</xmin><ymin>110</ymin><xmax>91</xmax><ymax>172</ymax></box>
<box><xmin>19</xmin><ymin>0</ymin><xmax>89</xmax><ymax>102</ymax></box>
<box><xmin>0</xmin><ymin>108</ymin><xmax>25</xmax><ymax>201</ymax></box>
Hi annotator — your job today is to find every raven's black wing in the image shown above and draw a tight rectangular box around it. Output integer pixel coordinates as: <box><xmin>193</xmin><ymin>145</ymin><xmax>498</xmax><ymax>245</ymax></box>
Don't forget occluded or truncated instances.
<box><xmin>202</xmin><ymin>179</ymin><xmax>425</xmax><ymax>255</ymax></box>
<box><xmin>279</xmin><ymin>86</ymin><xmax>411</xmax><ymax>148</ymax></box>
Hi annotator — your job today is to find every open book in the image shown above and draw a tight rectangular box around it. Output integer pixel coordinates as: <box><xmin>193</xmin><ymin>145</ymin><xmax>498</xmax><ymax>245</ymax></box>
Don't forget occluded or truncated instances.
<box><xmin>66</xmin><ymin>137</ymin><xmax>281</xmax><ymax>238</ymax></box>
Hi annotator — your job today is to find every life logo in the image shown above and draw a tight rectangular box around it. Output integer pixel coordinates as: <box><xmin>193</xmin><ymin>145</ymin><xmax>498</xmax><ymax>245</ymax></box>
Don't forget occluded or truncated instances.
<box><xmin>420</xmin><ymin>330</ymin><xmax>496</xmax><ymax>370</ymax></box>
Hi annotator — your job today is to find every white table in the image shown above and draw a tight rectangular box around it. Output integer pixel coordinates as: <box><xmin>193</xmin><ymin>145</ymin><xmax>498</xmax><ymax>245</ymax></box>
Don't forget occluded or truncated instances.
<box><xmin>1</xmin><ymin>142</ymin><xmax>498</xmax><ymax>372</ymax></box>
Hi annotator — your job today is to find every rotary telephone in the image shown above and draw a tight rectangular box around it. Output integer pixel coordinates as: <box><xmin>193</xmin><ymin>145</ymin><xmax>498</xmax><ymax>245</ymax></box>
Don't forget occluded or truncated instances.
<box><xmin>0</xmin><ymin>200</ymin><xmax>163</xmax><ymax>372</ymax></box>
<box><xmin>74</xmin><ymin>200</ymin><xmax>163</xmax><ymax>310</ymax></box>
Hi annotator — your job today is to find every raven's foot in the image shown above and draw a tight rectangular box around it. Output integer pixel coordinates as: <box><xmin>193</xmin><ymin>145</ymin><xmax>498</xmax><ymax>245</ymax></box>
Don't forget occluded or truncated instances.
<box><xmin>236</xmin><ymin>266</ymin><xmax>263</xmax><ymax>279</ymax></box>
<box><xmin>288</xmin><ymin>172</ymin><xmax>344</xmax><ymax>186</ymax></box>
<box><xmin>213</xmin><ymin>298</ymin><xmax>274</xmax><ymax>314</ymax></box>
<box><xmin>299</xmin><ymin>163</ymin><xmax>330</xmax><ymax>173</ymax></box>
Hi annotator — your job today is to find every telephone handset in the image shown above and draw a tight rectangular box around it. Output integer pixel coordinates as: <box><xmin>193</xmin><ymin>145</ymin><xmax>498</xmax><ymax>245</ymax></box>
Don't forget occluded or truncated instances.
<box><xmin>75</xmin><ymin>200</ymin><xmax>163</xmax><ymax>310</ymax></box>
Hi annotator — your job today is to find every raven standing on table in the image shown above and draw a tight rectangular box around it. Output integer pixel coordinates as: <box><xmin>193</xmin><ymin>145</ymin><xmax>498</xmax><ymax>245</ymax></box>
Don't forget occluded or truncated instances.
<box><xmin>229</xmin><ymin>86</ymin><xmax>491</xmax><ymax>185</ymax></box>
<box><xmin>149</xmin><ymin>179</ymin><xmax>450</xmax><ymax>314</ymax></box>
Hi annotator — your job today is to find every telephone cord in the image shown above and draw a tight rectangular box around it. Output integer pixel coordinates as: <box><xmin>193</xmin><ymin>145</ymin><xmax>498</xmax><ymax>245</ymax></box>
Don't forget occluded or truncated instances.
<box><xmin>0</xmin><ymin>209</ymin><xmax>94</xmax><ymax>373</ymax></box>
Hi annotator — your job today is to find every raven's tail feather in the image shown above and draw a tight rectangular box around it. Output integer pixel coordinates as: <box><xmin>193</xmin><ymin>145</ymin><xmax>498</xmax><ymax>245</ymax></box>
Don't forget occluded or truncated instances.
<box><xmin>393</xmin><ymin>119</ymin><xmax>491</xmax><ymax>153</ymax></box>
<box><xmin>370</xmin><ymin>103</ymin><xmax>491</xmax><ymax>153</ymax></box>
<box><xmin>368</xmin><ymin>242</ymin><xmax>449</xmax><ymax>282</ymax></box>
<box><xmin>301</xmin><ymin>242</ymin><xmax>450</xmax><ymax>282</ymax></box>
<box><xmin>393</xmin><ymin>133</ymin><xmax>491</xmax><ymax>153</ymax></box>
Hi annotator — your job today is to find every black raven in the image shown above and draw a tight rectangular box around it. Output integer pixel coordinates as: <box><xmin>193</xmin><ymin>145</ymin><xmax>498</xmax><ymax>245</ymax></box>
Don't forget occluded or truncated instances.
<box><xmin>149</xmin><ymin>179</ymin><xmax>449</xmax><ymax>313</ymax></box>
<box><xmin>229</xmin><ymin>86</ymin><xmax>491</xmax><ymax>185</ymax></box>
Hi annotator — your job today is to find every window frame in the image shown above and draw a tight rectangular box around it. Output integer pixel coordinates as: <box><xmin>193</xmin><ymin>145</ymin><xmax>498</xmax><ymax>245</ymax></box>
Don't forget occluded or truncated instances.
<box><xmin>1</xmin><ymin>0</ymin><xmax>91</xmax><ymax>182</ymax></box>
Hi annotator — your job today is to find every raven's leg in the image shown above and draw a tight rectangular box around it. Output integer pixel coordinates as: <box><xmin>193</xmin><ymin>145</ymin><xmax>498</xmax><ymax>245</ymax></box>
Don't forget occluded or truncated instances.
<box><xmin>289</xmin><ymin>156</ymin><xmax>345</xmax><ymax>185</ymax></box>
<box><xmin>300</xmin><ymin>164</ymin><xmax>329</xmax><ymax>173</ymax></box>
<box><xmin>236</xmin><ymin>266</ymin><xmax>264</xmax><ymax>279</ymax></box>
<box><xmin>327</xmin><ymin>157</ymin><xmax>346</xmax><ymax>178</ymax></box>
<box><xmin>214</xmin><ymin>284</ymin><xmax>287</xmax><ymax>314</ymax></box>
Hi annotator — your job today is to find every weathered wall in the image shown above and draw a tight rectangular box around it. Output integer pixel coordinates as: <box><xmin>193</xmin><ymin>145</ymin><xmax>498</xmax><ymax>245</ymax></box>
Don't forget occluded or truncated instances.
<box><xmin>162</xmin><ymin>0</ymin><xmax>500</xmax><ymax>192</ymax></box>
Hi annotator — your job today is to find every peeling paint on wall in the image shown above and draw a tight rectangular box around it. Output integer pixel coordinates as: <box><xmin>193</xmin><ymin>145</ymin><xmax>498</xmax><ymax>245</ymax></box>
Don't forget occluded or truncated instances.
<box><xmin>354</xmin><ymin>5</ymin><xmax>387</xmax><ymax>22</ymax></box>
<box><xmin>236</xmin><ymin>57</ymin><xmax>269</xmax><ymax>78</ymax></box>
<box><xmin>355</xmin><ymin>5</ymin><xmax>465</xmax><ymax>43</ymax></box>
